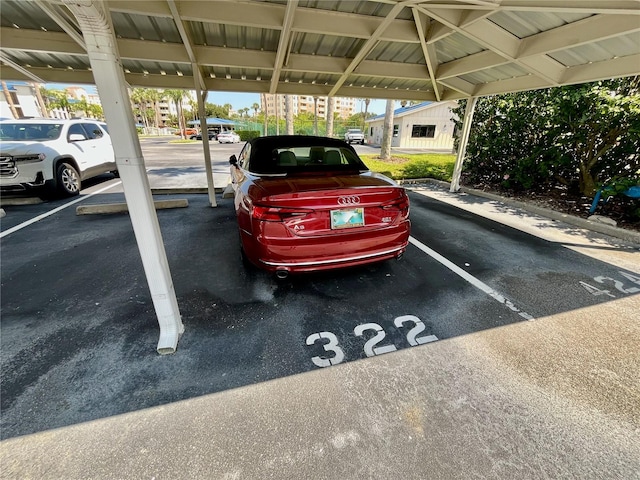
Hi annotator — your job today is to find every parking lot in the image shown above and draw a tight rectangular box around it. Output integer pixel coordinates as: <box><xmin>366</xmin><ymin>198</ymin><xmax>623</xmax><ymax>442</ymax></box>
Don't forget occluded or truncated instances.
<box><xmin>1</xmin><ymin>138</ymin><xmax>639</xmax><ymax>478</ymax></box>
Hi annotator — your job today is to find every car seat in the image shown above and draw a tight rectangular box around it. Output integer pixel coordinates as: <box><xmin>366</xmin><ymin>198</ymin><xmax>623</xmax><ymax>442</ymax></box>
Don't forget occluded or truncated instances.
<box><xmin>323</xmin><ymin>150</ymin><xmax>342</xmax><ymax>165</ymax></box>
<box><xmin>309</xmin><ymin>146</ymin><xmax>324</xmax><ymax>164</ymax></box>
<box><xmin>277</xmin><ymin>150</ymin><xmax>297</xmax><ymax>166</ymax></box>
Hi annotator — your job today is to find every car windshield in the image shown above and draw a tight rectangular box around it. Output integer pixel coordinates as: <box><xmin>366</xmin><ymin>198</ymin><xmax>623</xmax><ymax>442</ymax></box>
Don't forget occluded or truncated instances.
<box><xmin>0</xmin><ymin>123</ymin><xmax>63</xmax><ymax>141</ymax></box>
<box><xmin>249</xmin><ymin>136</ymin><xmax>368</xmax><ymax>175</ymax></box>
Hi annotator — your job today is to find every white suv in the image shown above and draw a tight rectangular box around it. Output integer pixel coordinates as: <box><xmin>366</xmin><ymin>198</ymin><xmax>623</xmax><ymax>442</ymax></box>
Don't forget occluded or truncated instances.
<box><xmin>0</xmin><ymin>118</ymin><xmax>117</xmax><ymax>197</ymax></box>
<box><xmin>344</xmin><ymin>128</ymin><xmax>365</xmax><ymax>144</ymax></box>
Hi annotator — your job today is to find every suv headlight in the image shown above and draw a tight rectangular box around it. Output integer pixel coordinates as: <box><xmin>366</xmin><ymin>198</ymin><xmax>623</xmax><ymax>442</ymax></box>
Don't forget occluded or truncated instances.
<box><xmin>14</xmin><ymin>153</ymin><xmax>46</xmax><ymax>162</ymax></box>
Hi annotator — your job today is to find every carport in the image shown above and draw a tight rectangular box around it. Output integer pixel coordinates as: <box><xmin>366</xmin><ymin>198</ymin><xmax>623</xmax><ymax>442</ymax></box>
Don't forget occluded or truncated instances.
<box><xmin>1</xmin><ymin>0</ymin><xmax>638</xmax><ymax>353</ymax></box>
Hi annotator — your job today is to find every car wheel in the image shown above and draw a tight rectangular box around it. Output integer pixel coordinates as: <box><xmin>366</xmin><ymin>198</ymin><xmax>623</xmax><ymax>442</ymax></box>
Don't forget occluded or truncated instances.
<box><xmin>56</xmin><ymin>162</ymin><xmax>81</xmax><ymax>197</ymax></box>
<box><xmin>361</xmin><ymin>140</ymin><xmax>365</xmax><ymax>144</ymax></box>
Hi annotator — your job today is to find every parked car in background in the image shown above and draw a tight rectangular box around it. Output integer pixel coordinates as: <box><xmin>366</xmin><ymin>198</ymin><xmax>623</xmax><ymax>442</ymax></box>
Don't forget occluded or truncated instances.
<box><xmin>217</xmin><ymin>130</ymin><xmax>241</xmax><ymax>144</ymax></box>
<box><xmin>175</xmin><ymin>128</ymin><xmax>198</xmax><ymax>136</ymax></box>
<box><xmin>344</xmin><ymin>128</ymin><xmax>365</xmax><ymax>144</ymax></box>
<box><xmin>228</xmin><ymin>135</ymin><xmax>410</xmax><ymax>277</ymax></box>
<box><xmin>190</xmin><ymin>130</ymin><xmax>216</xmax><ymax>141</ymax></box>
<box><xmin>0</xmin><ymin>118</ymin><xmax>117</xmax><ymax>197</ymax></box>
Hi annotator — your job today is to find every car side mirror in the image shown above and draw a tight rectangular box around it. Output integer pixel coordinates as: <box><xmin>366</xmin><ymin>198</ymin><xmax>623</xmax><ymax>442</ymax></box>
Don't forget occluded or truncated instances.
<box><xmin>68</xmin><ymin>133</ymin><xmax>85</xmax><ymax>142</ymax></box>
<box><xmin>229</xmin><ymin>155</ymin><xmax>238</xmax><ymax>166</ymax></box>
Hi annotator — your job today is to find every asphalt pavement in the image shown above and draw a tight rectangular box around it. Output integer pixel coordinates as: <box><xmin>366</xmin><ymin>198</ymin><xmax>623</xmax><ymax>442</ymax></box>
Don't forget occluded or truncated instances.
<box><xmin>1</xmin><ymin>141</ymin><xmax>639</xmax><ymax>479</ymax></box>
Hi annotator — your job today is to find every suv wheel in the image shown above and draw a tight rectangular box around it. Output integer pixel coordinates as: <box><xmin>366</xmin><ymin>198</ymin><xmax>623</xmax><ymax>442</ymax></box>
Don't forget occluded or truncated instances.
<box><xmin>57</xmin><ymin>162</ymin><xmax>81</xmax><ymax>196</ymax></box>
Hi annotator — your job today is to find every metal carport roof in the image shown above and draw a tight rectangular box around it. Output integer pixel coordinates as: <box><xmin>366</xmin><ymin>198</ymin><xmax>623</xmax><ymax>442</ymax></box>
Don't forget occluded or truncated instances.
<box><xmin>1</xmin><ymin>0</ymin><xmax>638</xmax><ymax>353</ymax></box>
<box><xmin>1</xmin><ymin>1</ymin><xmax>638</xmax><ymax>101</ymax></box>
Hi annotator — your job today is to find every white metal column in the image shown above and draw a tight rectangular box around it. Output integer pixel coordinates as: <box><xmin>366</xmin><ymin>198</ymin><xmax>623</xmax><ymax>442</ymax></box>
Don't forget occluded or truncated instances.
<box><xmin>450</xmin><ymin>96</ymin><xmax>478</xmax><ymax>192</ymax></box>
<box><xmin>63</xmin><ymin>0</ymin><xmax>183</xmax><ymax>354</ymax></box>
<box><xmin>194</xmin><ymin>72</ymin><xmax>217</xmax><ymax>207</ymax></box>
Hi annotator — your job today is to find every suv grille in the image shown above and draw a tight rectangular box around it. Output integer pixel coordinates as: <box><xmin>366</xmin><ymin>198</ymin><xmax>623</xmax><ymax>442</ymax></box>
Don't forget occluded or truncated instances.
<box><xmin>0</xmin><ymin>156</ymin><xmax>17</xmax><ymax>177</ymax></box>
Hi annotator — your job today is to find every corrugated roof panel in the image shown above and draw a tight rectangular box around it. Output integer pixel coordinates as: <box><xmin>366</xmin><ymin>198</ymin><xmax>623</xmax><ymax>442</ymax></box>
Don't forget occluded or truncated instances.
<box><xmin>460</xmin><ymin>64</ymin><xmax>530</xmax><ymax>85</ymax></box>
<box><xmin>193</xmin><ymin>23</ymin><xmax>278</xmax><ymax>51</ymax></box>
<box><xmin>0</xmin><ymin>1</ymin><xmax>70</xmax><ymax>33</ymax></box>
<box><xmin>290</xmin><ymin>31</ymin><xmax>366</xmax><ymax>58</ymax></box>
<box><xmin>436</xmin><ymin>32</ymin><xmax>485</xmax><ymax>63</ymax></box>
<box><xmin>348</xmin><ymin>74</ymin><xmax>432</xmax><ymax>92</ymax></box>
<box><xmin>297</xmin><ymin>0</ymin><xmax>411</xmax><ymax>19</ymax></box>
<box><xmin>369</xmin><ymin>41</ymin><xmax>425</xmax><ymax>64</ymax></box>
<box><xmin>111</xmin><ymin>12</ymin><xmax>181</xmax><ymax>43</ymax></box>
<box><xmin>550</xmin><ymin>32</ymin><xmax>640</xmax><ymax>67</ymax></box>
<box><xmin>4</xmin><ymin>49</ymin><xmax>89</xmax><ymax>71</ymax></box>
<box><xmin>489</xmin><ymin>10</ymin><xmax>592</xmax><ymax>39</ymax></box>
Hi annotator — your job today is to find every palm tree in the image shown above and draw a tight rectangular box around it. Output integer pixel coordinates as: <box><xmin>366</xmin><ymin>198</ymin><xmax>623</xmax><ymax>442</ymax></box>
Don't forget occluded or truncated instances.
<box><xmin>380</xmin><ymin>99</ymin><xmax>395</xmax><ymax>160</ymax></box>
<box><xmin>313</xmin><ymin>96</ymin><xmax>319</xmax><ymax>136</ymax></box>
<box><xmin>326</xmin><ymin>96</ymin><xmax>335</xmax><ymax>138</ymax></box>
<box><xmin>252</xmin><ymin>102</ymin><xmax>260</xmax><ymax>117</ymax></box>
<box><xmin>285</xmin><ymin>95</ymin><xmax>294</xmax><ymax>135</ymax></box>
<box><xmin>361</xmin><ymin>98</ymin><xmax>370</xmax><ymax>131</ymax></box>
<box><xmin>146</xmin><ymin>88</ymin><xmax>162</xmax><ymax>133</ymax></box>
<box><xmin>164</xmin><ymin>89</ymin><xmax>188</xmax><ymax>138</ymax></box>
<box><xmin>130</xmin><ymin>88</ymin><xmax>150</xmax><ymax>128</ymax></box>
<box><xmin>49</xmin><ymin>90</ymin><xmax>73</xmax><ymax>117</ymax></box>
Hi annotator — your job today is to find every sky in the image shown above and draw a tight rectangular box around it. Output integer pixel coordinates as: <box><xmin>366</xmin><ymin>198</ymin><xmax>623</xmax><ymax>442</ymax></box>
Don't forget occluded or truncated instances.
<box><xmin>46</xmin><ymin>83</ymin><xmax>389</xmax><ymax>116</ymax></box>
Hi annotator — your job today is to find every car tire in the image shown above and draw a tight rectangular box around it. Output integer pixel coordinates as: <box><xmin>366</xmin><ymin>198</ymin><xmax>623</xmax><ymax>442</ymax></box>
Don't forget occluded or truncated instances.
<box><xmin>112</xmin><ymin>169</ymin><xmax>120</xmax><ymax>178</ymax></box>
<box><xmin>361</xmin><ymin>140</ymin><xmax>365</xmax><ymax>144</ymax></box>
<box><xmin>56</xmin><ymin>162</ymin><xmax>81</xmax><ymax>197</ymax></box>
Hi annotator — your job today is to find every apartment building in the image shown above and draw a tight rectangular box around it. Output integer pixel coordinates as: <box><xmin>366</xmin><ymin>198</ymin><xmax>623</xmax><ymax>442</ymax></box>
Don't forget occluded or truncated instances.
<box><xmin>262</xmin><ymin>94</ymin><xmax>357</xmax><ymax>119</ymax></box>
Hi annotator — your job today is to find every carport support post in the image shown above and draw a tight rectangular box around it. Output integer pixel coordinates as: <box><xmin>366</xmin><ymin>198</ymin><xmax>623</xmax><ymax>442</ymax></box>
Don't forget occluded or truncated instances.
<box><xmin>64</xmin><ymin>0</ymin><xmax>183</xmax><ymax>354</ymax></box>
<box><xmin>450</xmin><ymin>96</ymin><xmax>478</xmax><ymax>192</ymax></box>
<box><xmin>195</xmin><ymin>79</ymin><xmax>217</xmax><ymax>207</ymax></box>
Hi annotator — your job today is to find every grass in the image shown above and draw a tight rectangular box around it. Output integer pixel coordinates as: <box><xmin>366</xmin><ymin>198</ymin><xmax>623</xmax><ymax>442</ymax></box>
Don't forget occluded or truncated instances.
<box><xmin>360</xmin><ymin>153</ymin><xmax>456</xmax><ymax>181</ymax></box>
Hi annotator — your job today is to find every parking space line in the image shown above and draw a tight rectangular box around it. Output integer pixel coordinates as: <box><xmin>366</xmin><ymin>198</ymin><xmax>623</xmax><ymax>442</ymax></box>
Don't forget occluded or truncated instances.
<box><xmin>0</xmin><ymin>181</ymin><xmax>121</xmax><ymax>239</ymax></box>
<box><xmin>409</xmin><ymin>236</ymin><xmax>535</xmax><ymax>321</ymax></box>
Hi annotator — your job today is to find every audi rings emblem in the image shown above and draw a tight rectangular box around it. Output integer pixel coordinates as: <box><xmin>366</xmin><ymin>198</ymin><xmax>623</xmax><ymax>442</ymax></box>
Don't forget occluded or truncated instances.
<box><xmin>338</xmin><ymin>195</ymin><xmax>361</xmax><ymax>206</ymax></box>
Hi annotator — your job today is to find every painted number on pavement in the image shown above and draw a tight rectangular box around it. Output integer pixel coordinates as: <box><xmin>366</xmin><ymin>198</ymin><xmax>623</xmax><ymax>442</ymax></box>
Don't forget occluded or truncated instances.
<box><xmin>306</xmin><ymin>315</ymin><xmax>438</xmax><ymax>368</ymax></box>
<box><xmin>579</xmin><ymin>271</ymin><xmax>640</xmax><ymax>298</ymax></box>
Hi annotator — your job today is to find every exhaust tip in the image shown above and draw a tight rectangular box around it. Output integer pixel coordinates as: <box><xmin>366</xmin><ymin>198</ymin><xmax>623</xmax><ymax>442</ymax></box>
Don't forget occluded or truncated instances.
<box><xmin>275</xmin><ymin>269</ymin><xmax>289</xmax><ymax>280</ymax></box>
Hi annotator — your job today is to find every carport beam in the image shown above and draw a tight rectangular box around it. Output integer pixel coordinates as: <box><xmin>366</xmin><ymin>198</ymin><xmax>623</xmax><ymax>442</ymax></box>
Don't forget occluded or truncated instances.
<box><xmin>195</xmin><ymin>78</ymin><xmax>217</xmax><ymax>207</ymax></box>
<box><xmin>63</xmin><ymin>0</ymin><xmax>184</xmax><ymax>354</ymax></box>
<box><xmin>450</xmin><ymin>96</ymin><xmax>478</xmax><ymax>192</ymax></box>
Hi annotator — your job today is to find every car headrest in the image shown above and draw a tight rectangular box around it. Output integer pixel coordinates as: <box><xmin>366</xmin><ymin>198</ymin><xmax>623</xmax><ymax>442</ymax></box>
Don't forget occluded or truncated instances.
<box><xmin>278</xmin><ymin>150</ymin><xmax>297</xmax><ymax>166</ymax></box>
<box><xmin>323</xmin><ymin>150</ymin><xmax>342</xmax><ymax>165</ymax></box>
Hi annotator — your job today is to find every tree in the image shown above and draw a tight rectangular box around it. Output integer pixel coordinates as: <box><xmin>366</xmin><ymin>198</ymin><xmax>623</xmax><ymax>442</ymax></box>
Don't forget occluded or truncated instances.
<box><xmin>252</xmin><ymin>102</ymin><xmax>260</xmax><ymax>117</ymax></box>
<box><xmin>164</xmin><ymin>89</ymin><xmax>188</xmax><ymax>138</ymax></box>
<box><xmin>452</xmin><ymin>76</ymin><xmax>640</xmax><ymax>196</ymax></box>
<box><xmin>47</xmin><ymin>90</ymin><xmax>73</xmax><ymax>116</ymax></box>
<box><xmin>361</xmin><ymin>98</ymin><xmax>370</xmax><ymax>131</ymax></box>
<box><xmin>326</xmin><ymin>97</ymin><xmax>335</xmax><ymax>138</ymax></box>
<box><xmin>130</xmin><ymin>88</ymin><xmax>151</xmax><ymax>128</ymax></box>
<box><xmin>380</xmin><ymin>99</ymin><xmax>395</xmax><ymax>160</ymax></box>
<box><xmin>285</xmin><ymin>95</ymin><xmax>294</xmax><ymax>135</ymax></box>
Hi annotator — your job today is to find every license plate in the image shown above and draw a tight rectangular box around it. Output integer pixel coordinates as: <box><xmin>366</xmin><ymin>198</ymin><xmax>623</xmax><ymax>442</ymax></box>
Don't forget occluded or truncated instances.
<box><xmin>330</xmin><ymin>208</ymin><xmax>365</xmax><ymax>229</ymax></box>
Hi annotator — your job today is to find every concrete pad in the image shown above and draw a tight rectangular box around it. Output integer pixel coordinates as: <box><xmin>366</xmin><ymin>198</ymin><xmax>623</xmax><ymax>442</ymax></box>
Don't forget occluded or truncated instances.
<box><xmin>75</xmin><ymin>198</ymin><xmax>188</xmax><ymax>215</ymax></box>
<box><xmin>0</xmin><ymin>196</ymin><xmax>44</xmax><ymax>206</ymax></box>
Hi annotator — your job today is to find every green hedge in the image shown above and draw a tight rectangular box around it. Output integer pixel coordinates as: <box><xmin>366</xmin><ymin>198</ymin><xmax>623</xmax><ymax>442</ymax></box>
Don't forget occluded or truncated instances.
<box><xmin>237</xmin><ymin>130</ymin><xmax>260</xmax><ymax>141</ymax></box>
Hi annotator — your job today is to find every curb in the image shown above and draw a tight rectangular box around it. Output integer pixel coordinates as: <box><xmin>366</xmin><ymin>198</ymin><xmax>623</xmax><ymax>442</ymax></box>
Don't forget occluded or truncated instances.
<box><xmin>76</xmin><ymin>199</ymin><xmax>189</xmax><ymax>215</ymax></box>
<box><xmin>400</xmin><ymin>178</ymin><xmax>640</xmax><ymax>245</ymax></box>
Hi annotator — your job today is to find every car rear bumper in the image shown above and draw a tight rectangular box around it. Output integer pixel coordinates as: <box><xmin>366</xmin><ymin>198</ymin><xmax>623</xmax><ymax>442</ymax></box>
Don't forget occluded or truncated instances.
<box><xmin>245</xmin><ymin>221</ymin><xmax>410</xmax><ymax>273</ymax></box>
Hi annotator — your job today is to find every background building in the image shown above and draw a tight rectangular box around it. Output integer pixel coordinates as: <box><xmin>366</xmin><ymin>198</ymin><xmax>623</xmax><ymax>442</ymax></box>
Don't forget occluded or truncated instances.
<box><xmin>262</xmin><ymin>94</ymin><xmax>356</xmax><ymax>119</ymax></box>
<box><xmin>366</xmin><ymin>101</ymin><xmax>458</xmax><ymax>150</ymax></box>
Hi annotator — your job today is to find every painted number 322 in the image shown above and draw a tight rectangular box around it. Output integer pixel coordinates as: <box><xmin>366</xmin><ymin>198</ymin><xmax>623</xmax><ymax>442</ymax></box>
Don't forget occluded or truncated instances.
<box><xmin>305</xmin><ymin>315</ymin><xmax>437</xmax><ymax>368</ymax></box>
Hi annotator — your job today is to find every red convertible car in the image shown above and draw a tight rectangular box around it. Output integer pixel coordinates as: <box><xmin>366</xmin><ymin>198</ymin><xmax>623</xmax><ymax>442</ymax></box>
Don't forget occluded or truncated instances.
<box><xmin>228</xmin><ymin>136</ymin><xmax>410</xmax><ymax>277</ymax></box>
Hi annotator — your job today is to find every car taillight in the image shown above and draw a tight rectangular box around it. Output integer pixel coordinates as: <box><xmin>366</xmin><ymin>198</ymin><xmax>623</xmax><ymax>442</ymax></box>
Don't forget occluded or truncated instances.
<box><xmin>382</xmin><ymin>193</ymin><xmax>410</xmax><ymax>219</ymax></box>
<box><xmin>252</xmin><ymin>205</ymin><xmax>311</xmax><ymax>222</ymax></box>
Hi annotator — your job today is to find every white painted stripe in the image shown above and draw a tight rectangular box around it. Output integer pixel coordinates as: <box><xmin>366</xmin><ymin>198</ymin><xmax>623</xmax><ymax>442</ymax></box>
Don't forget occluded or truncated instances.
<box><xmin>0</xmin><ymin>181</ymin><xmax>121</xmax><ymax>239</ymax></box>
<box><xmin>409</xmin><ymin>236</ymin><xmax>535</xmax><ymax>321</ymax></box>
